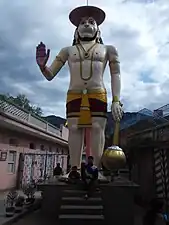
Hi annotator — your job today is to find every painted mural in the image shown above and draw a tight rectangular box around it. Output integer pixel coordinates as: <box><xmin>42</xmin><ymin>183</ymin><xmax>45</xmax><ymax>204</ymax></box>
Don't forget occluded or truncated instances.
<box><xmin>20</xmin><ymin>152</ymin><xmax>62</xmax><ymax>186</ymax></box>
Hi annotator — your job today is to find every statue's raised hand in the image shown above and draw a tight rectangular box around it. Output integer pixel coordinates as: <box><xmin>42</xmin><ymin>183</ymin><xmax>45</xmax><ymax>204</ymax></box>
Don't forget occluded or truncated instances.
<box><xmin>36</xmin><ymin>42</ymin><xmax>50</xmax><ymax>70</ymax></box>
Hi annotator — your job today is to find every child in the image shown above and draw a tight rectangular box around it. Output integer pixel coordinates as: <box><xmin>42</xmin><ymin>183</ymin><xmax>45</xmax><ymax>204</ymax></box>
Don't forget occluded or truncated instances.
<box><xmin>81</xmin><ymin>156</ymin><xmax>98</xmax><ymax>199</ymax></box>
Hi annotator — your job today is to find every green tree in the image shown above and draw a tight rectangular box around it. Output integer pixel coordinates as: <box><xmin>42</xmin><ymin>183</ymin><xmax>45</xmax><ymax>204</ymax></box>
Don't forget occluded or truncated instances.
<box><xmin>0</xmin><ymin>93</ymin><xmax>43</xmax><ymax>116</ymax></box>
<box><xmin>31</xmin><ymin>106</ymin><xmax>43</xmax><ymax>116</ymax></box>
<box><xmin>13</xmin><ymin>94</ymin><xmax>31</xmax><ymax>110</ymax></box>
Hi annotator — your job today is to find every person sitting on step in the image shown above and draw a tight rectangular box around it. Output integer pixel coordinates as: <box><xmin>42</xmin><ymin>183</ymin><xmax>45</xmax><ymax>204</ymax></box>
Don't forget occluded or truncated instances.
<box><xmin>143</xmin><ymin>198</ymin><xmax>169</xmax><ymax>225</ymax></box>
<box><xmin>68</xmin><ymin>166</ymin><xmax>80</xmax><ymax>184</ymax></box>
<box><xmin>53</xmin><ymin>163</ymin><xmax>63</xmax><ymax>177</ymax></box>
<box><xmin>81</xmin><ymin>156</ymin><xmax>98</xmax><ymax>199</ymax></box>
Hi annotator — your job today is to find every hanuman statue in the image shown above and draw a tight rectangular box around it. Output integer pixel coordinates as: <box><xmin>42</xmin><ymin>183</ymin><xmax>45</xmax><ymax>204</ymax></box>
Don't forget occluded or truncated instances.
<box><xmin>36</xmin><ymin>5</ymin><xmax>123</xmax><ymax>170</ymax></box>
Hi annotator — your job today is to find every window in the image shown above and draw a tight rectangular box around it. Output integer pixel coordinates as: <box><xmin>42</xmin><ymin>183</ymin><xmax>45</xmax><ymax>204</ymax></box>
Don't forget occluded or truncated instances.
<box><xmin>8</xmin><ymin>151</ymin><xmax>16</xmax><ymax>173</ymax></box>
<box><xmin>8</xmin><ymin>163</ymin><xmax>15</xmax><ymax>173</ymax></box>
<box><xmin>8</xmin><ymin>151</ymin><xmax>16</xmax><ymax>161</ymax></box>
<box><xmin>9</xmin><ymin>138</ymin><xmax>18</xmax><ymax>146</ymax></box>
<box><xmin>29</xmin><ymin>143</ymin><xmax>36</xmax><ymax>150</ymax></box>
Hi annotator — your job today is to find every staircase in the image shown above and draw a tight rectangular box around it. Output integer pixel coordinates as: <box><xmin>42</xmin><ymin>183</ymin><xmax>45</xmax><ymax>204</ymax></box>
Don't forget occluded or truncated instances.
<box><xmin>58</xmin><ymin>185</ymin><xmax>104</xmax><ymax>224</ymax></box>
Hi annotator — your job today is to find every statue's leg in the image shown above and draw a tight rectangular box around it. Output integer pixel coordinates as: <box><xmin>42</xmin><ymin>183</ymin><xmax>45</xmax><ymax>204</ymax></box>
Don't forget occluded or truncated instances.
<box><xmin>85</xmin><ymin>128</ymin><xmax>91</xmax><ymax>158</ymax></box>
<box><xmin>68</xmin><ymin>118</ymin><xmax>84</xmax><ymax>169</ymax></box>
<box><xmin>91</xmin><ymin>117</ymin><xmax>107</xmax><ymax>167</ymax></box>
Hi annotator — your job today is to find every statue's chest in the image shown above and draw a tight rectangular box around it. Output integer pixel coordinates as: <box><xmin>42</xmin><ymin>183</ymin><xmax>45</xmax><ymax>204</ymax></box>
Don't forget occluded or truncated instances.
<box><xmin>68</xmin><ymin>45</ymin><xmax>107</xmax><ymax>63</ymax></box>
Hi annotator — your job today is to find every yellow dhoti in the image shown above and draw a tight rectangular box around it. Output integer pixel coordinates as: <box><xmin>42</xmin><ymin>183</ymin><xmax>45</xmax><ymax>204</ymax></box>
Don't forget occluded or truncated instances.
<box><xmin>66</xmin><ymin>88</ymin><xmax>107</xmax><ymax>128</ymax></box>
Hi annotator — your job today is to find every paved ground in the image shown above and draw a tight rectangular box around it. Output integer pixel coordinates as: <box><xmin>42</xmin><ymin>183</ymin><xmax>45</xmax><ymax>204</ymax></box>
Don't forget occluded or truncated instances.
<box><xmin>0</xmin><ymin>191</ymin><xmax>41</xmax><ymax>225</ymax></box>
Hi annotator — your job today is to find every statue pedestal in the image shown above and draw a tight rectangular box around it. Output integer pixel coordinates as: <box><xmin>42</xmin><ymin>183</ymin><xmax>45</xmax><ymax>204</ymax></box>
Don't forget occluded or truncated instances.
<box><xmin>37</xmin><ymin>179</ymin><xmax>67</xmax><ymax>218</ymax></box>
<box><xmin>37</xmin><ymin>177</ymin><xmax>139</xmax><ymax>225</ymax></box>
<box><xmin>100</xmin><ymin>177</ymin><xmax>139</xmax><ymax>225</ymax></box>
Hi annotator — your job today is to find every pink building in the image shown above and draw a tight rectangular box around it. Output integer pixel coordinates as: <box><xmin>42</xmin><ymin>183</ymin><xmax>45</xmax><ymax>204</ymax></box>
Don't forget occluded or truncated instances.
<box><xmin>0</xmin><ymin>97</ymin><xmax>69</xmax><ymax>190</ymax></box>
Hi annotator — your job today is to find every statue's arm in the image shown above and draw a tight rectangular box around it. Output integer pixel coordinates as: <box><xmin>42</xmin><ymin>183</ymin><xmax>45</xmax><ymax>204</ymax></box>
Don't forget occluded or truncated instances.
<box><xmin>42</xmin><ymin>47</ymin><xmax>68</xmax><ymax>81</ymax></box>
<box><xmin>107</xmin><ymin>45</ymin><xmax>121</xmax><ymax>102</ymax></box>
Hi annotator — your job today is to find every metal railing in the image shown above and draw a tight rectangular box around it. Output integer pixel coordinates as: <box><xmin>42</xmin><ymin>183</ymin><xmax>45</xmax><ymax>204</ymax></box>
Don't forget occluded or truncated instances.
<box><xmin>0</xmin><ymin>97</ymin><xmax>61</xmax><ymax>137</ymax></box>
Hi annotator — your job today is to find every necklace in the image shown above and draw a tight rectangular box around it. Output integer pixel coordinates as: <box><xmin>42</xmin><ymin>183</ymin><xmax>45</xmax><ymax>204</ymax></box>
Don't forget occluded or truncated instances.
<box><xmin>76</xmin><ymin>44</ymin><xmax>97</xmax><ymax>81</ymax></box>
<box><xmin>79</xmin><ymin>42</ymin><xmax>97</xmax><ymax>58</ymax></box>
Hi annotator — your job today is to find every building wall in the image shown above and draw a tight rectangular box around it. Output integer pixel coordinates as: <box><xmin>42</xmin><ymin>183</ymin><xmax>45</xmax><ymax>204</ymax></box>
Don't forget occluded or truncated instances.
<box><xmin>119</xmin><ymin>122</ymin><xmax>169</xmax><ymax>206</ymax></box>
<box><xmin>137</xmin><ymin>147</ymin><xmax>155</xmax><ymax>203</ymax></box>
<box><xmin>127</xmin><ymin>141</ymin><xmax>162</xmax><ymax>206</ymax></box>
<box><xmin>61</xmin><ymin>125</ymin><xmax>69</xmax><ymax>141</ymax></box>
<box><xmin>0</xmin><ymin>128</ymin><xmax>68</xmax><ymax>190</ymax></box>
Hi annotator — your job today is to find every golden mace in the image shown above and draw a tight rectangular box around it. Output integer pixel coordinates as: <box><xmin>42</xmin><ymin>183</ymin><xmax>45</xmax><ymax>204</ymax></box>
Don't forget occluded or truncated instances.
<box><xmin>102</xmin><ymin>111</ymin><xmax>126</xmax><ymax>171</ymax></box>
<box><xmin>113</xmin><ymin>122</ymin><xmax>120</xmax><ymax>146</ymax></box>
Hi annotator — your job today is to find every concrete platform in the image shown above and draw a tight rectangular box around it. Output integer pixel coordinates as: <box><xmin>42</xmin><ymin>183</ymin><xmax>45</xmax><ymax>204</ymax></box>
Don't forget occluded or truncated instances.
<box><xmin>10</xmin><ymin>206</ymin><xmax>145</xmax><ymax>225</ymax></box>
<box><xmin>37</xmin><ymin>177</ymin><xmax>139</xmax><ymax>225</ymax></box>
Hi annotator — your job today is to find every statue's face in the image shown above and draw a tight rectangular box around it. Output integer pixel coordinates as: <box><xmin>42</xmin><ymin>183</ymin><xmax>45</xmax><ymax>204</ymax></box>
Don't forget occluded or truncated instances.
<box><xmin>77</xmin><ymin>17</ymin><xmax>98</xmax><ymax>39</ymax></box>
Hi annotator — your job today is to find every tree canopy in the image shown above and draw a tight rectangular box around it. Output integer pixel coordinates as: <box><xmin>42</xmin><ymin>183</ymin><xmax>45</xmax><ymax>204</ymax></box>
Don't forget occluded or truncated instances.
<box><xmin>0</xmin><ymin>93</ymin><xmax>43</xmax><ymax>116</ymax></box>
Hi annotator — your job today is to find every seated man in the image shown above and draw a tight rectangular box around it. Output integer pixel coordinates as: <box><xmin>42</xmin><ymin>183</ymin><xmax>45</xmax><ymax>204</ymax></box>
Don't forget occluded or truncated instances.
<box><xmin>81</xmin><ymin>156</ymin><xmax>98</xmax><ymax>199</ymax></box>
<box><xmin>53</xmin><ymin>163</ymin><xmax>63</xmax><ymax>177</ymax></box>
<box><xmin>143</xmin><ymin>198</ymin><xmax>168</xmax><ymax>225</ymax></box>
<box><xmin>68</xmin><ymin>166</ymin><xmax>80</xmax><ymax>184</ymax></box>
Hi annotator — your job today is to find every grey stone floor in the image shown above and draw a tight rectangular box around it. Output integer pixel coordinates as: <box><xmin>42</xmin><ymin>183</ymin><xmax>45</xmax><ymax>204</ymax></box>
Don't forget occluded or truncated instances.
<box><xmin>0</xmin><ymin>191</ymin><xmax>41</xmax><ymax>225</ymax></box>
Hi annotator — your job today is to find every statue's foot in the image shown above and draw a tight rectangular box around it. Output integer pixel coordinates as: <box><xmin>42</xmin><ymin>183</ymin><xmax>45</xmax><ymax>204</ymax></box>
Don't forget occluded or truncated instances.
<box><xmin>98</xmin><ymin>172</ymin><xmax>109</xmax><ymax>183</ymax></box>
<box><xmin>59</xmin><ymin>167</ymin><xmax>80</xmax><ymax>182</ymax></box>
<box><xmin>59</xmin><ymin>172</ymin><xmax>70</xmax><ymax>182</ymax></box>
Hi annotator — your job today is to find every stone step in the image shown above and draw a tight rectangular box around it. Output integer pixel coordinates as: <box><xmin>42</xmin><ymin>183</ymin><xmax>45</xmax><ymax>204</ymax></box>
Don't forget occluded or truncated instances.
<box><xmin>63</xmin><ymin>189</ymin><xmax>101</xmax><ymax>197</ymax></box>
<box><xmin>62</xmin><ymin>184</ymin><xmax>84</xmax><ymax>190</ymax></box>
<box><xmin>61</xmin><ymin>205</ymin><xmax>103</xmax><ymax>210</ymax></box>
<box><xmin>63</xmin><ymin>189</ymin><xmax>86</xmax><ymax>193</ymax></box>
<box><xmin>60</xmin><ymin>204</ymin><xmax>103</xmax><ymax>215</ymax></box>
<box><xmin>59</xmin><ymin>214</ymin><xmax>104</xmax><ymax>220</ymax></box>
<box><xmin>62</xmin><ymin>197</ymin><xmax>102</xmax><ymax>201</ymax></box>
<box><xmin>62</xmin><ymin>196</ymin><xmax>102</xmax><ymax>205</ymax></box>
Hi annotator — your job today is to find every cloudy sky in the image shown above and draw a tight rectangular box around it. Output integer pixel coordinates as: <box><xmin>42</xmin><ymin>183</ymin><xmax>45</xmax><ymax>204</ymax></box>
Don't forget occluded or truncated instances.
<box><xmin>0</xmin><ymin>0</ymin><xmax>169</xmax><ymax>118</ymax></box>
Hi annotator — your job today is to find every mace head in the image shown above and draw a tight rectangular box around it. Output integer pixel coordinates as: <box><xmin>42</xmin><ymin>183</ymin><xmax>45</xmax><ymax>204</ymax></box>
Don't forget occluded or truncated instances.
<box><xmin>102</xmin><ymin>145</ymin><xmax>126</xmax><ymax>171</ymax></box>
